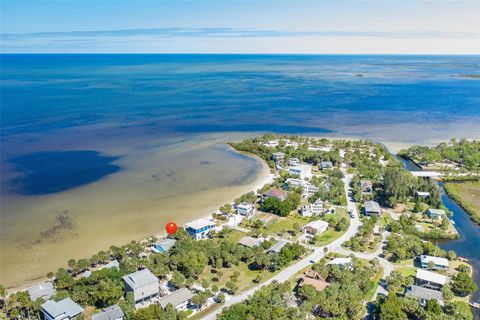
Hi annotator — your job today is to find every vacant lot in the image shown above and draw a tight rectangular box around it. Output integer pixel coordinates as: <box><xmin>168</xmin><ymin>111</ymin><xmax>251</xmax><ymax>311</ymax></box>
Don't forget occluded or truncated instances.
<box><xmin>444</xmin><ymin>181</ymin><xmax>480</xmax><ymax>225</ymax></box>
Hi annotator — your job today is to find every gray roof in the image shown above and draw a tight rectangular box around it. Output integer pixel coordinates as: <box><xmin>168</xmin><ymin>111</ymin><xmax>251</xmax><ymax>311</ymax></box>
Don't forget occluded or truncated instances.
<box><xmin>91</xmin><ymin>304</ymin><xmax>124</xmax><ymax>320</ymax></box>
<box><xmin>41</xmin><ymin>298</ymin><xmax>84</xmax><ymax>319</ymax></box>
<box><xmin>428</xmin><ymin>208</ymin><xmax>446</xmax><ymax>215</ymax></box>
<box><xmin>238</xmin><ymin>236</ymin><xmax>263</xmax><ymax>248</ymax></box>
<box><xmin>27</xmin><ymin>281</ymin><xmax>55</xmax><ymax>301</ymax></box>
<box><xmin>406</xmin><ymin>285</ymin><xmax>444</xmax><ymax>302</ymax></box>
<box><xmin>321</xmin><ymin>161</ymin><xmax>333</xmax><ymax>168</ymax></box>
<box><xmin>158</xmin><ymin>288</ymin><xmax>193</xmax><ymax>308</ymax></box>
<box><xmin>267</xmin><ymin>240</ymin><xmax>288</xmax><ymax>253</ymax></box>
<box><xmin>122</xmin><ymin>268</ymin><xmax>159</xmax><ymax>290</ymax></box>
<box><xmin>154</xmin><ymin>239</ymin><xmax>176</xmax><ymax>252</ymax></box>
<box><xmin>272</xmin><ymin>152</ymin><xmax>285</xmax><ymax>157</ymax></box>
<box><xmin>364</xmin><ymin>201</ymin><xmax>381</xmax><ymax>213</ymax></box>
<box><xmin>101</xmin><ymin>260</ymin><xmax>120</xmax><ymax>270</ymax></box>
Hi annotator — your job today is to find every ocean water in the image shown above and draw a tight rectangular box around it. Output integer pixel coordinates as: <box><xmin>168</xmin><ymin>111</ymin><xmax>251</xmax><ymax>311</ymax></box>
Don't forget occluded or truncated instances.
<box><xmin>1</xmin><ymin>54</ymin><xmax>480</xmax><ymax>286</ymax></box>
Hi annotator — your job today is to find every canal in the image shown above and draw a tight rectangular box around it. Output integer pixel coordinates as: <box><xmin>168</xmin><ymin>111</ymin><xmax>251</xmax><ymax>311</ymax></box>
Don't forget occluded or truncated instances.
<box><xmin>397</xmin><ymin>155</ymin><xmax>479</xmax><ymax>318</ymax></box>
<box><xmin>437</xmin><ymin>183</ymin><xmax>480</xmax><ymax>319</ymax></box>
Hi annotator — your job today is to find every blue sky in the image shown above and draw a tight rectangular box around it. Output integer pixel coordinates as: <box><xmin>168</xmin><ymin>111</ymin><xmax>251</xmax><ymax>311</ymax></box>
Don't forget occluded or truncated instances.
<box><xmin>1</xmin><ymin>1</ymin><xmax>479</xmax><ymax>54</ymax></box>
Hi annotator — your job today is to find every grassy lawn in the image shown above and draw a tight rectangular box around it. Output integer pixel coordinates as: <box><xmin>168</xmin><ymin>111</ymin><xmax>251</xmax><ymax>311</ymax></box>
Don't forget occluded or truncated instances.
<box><xmin>366</xmin><ymin>267</ymin><xmax>384</xmax><ymax>301</ymax></box>
<box><xmin>264</xmin><ymin>214</ymin><xmax>308</xmax><ymax>238</ymax></box>
<box><xmin>396</xmin><ymin>266</ymin><xmax>417</xmax><ymax>278</ymax></box>
<box><xmin>222</xmin><ymin>229</ymin><xmax>248</xmax><ymax>243</ymax></box>
<box><xmin>444</xmin><ymin>181</ymin><xmax>480</xmax><ymax>225</ymax></box>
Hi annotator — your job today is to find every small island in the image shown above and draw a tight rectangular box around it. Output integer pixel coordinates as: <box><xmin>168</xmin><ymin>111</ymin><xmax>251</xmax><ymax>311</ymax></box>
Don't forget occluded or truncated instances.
<box><xmin>1</xmin><ymin>135</ymin><xmax>478</xmax><ymax>320</ymax></box>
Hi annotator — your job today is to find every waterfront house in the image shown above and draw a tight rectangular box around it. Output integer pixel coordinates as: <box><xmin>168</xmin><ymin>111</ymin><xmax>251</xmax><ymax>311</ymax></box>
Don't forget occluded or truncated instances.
<box><xmin>185</xmin><ymin>218</ymin><xmax>216</xmax><ymax>240</ymax></box>
<box><xmin>364</xmin><ymin>201</ymin><xmax>381</xmax><ymax>217</ymax></box>
<box><xmin>405</xmin><ymin>285</ymin><xmax>444</xmax><ymax>306</ymax></box>
<box><xmin>419</xmin><ymin>255</ymin><xmax>449</xmax><ymax>271</ymax></box>
<box><xmin>288</xmin><ymin>158</ymin><xmax>300</xmax><ymax>166</ymax></box>
<box><xmin>158</xmin><ymin>288</ymin><xmax>193</xmax><ymax>311</ymax></box>
<box><xmin>263</xmin><ymin>188</ymin><xmax>287</xmax><ymax>201</ymax></box>
<box><xmin>320</xmin><ymin>161</ymin><xmax>333</xmax><ymax>171</ymax></box>
<box><xmin>427</xmin><ymin>208</ymin><xmax>446</xmax><ymax>220</ymax></box>
<box><xmin>27</xmin><ymin>282</ymin><xmax>55</xmax><ymax>302</ymax></box>
<box><xmin>151</xmin><ymin>239</ymin><xmax>176</xmax><ymax>254</ymax></box>
<box><xmin>267</xmin><ymin>240</ymin><xmax>288</xmax><ymax>253</ymax></box>
<box><xmin>327</xmin><ymin>257</ymin><xmax>353</xmax><ymax>270</ymax></box>
<box><xmin>40</xmin><ymin>298</ymin><xmax>84</xmax><ymax>320</ymax></box>
<box><xmin>415</xmin><ymin>269</ymin><xmax>449</xmax><ymax>291</ymax></box>
<box><xmin>236</xmin><ymin>203</ymin><xmax>255</xmax><ymax>218</ymax></box>
<box><xmin>360</xmin><ymin>180</ymin><xmax>373</xmax><ymax>193</ymax></box>
<box><xmin>122</xmin><ymin>268</ymin><xmax>160</xmax><ymax>306</ymax></box>
<box><xmin>100</xmin><ymin>259</ymin><xmax>120</xmax><ymax>270</ymax></box>
<box><xmin>91</xmin><ymin>305</ymin><xmax>124</xmax><ymax>320</ymax></box>
<box><xmin>288</xmin><ymin>164</ymin><xmax>312</xmax><ymax>180</ymax></box>
<box><xmin>302</xmin><ymin>220</ymin><xmax>328</xmax><ymax>235</ymax></box>
<box><xmin>272</xmin><ymin>152</ymin><xmax>285</xmax><ymax>162</ymax></box>
<box><xmin>238</xmin><ymin>236</ymin><xmax>263</xmax><ymax>248</ymax></box>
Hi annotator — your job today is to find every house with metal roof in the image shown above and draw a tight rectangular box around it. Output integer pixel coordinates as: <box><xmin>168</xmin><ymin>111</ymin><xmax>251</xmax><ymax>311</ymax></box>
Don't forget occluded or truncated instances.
<box><xmin>364</xmin><ymin>201</ymin><xmax>381</xmax><ymax>217</ymax></box>
<box><xmin>427</xmin><ymin>208</ymin><xmax>446</xmax><ymax>220</ymax></box>
<box><xmin>302</xmin><ymin>220</ymin><xmax>328</xmax><ymax>235</ymax></box>
<box><xmin>91</xmin><ymin>304</ymin><xmax>124</xmax><ymax>320</ymax></box>
<box><xmin>415</xmin><ymin>269</ymin><xmax>449</xmax><ymax>291</ymax></box>
<box><xmin>267</xmin><ymin>240</ymin><xmax>288</xmax><ymax>253</ymax></box>
<box><xmin>122</xmin><ymin>268</ymin><xmax>160</xmax><ymax>306</ymax></box>
<box><xmin>420</xmin><ymin>255</ymin><xmax>449</xmax><ymax>271</ymax></box>
<box><xmin>416</xmin><ymin>191</ymin><xmax>431</xmax><ymax>198</ymax></box>
<box><xmin>405</xmin><ymin>285</ymin><xmax>444</xmax><ymax>306</ymax></box>
<box><xmin>40</xmin><ymin>298</ymin><xmax>84</xmax><ymax>320</ymax></box>
<box><xmin>100</xmin><ymin>260</ymin><xmax>120</xmax><ymax>270</ymax></box>
<box><xmin>360</xmin><ymin>180</ymin><xmax>373</xmax><ymax>193</ymax></box>
<box><xmin>185</xmin><ymin>218</ymin><xmax>216</xmax><ymax>240</ymax></box>
<box><xmin>288</xmin><ymin>164</ymin><xmax>312</xmax><ymax>180</ymax></box>
<box><xmin>288</xmin><ymin>158</ymin><xmax>300</xmax><ymax>166</ymax></box>
<box><xmin>158</xmin><ymin>288</ymin><xmax>193</xmax><ymax>311</ymax></box>
<box><xmin>27</xmin><ymin>281</ymin><xmax>55</xmax><ymax>302</ymax></box>
<box><xmin>151</xmin><ymin>239</ymin><xmax>176</xmax><ymax>254</ymax></box>
<box><xmin>238</xmin><ymin>236</ymin><xmax>263</xmax><ymax>248</ymax></box>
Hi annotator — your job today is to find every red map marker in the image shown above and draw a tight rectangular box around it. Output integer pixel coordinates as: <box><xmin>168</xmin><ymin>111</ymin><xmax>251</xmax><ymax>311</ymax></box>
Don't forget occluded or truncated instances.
<box><xmin>165</xmin><ymin>222</ymin><xmax>177</xmax><ymax>235</ymax></box>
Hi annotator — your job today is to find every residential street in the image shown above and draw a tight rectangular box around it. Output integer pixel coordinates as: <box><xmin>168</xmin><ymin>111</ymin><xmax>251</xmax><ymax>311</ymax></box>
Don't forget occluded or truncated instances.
<box><xmin>203</xmin><ymin>165</ymin><xmax>364</xmax><ymax>319</ymax></box>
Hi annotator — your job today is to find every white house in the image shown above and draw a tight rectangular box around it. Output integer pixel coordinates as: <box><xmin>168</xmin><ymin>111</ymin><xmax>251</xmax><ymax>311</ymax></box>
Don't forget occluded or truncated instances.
<box><xmin>416</xmin><ymin>191</ymin><xmax>431</xmax><ymax>198</ymax></box>
<box><xmin>158</xmin><ymin>288</ymin><xmax>193</xmax><ymax>311</ymax></box>
<box><xmin>285</xmin><ymin>178</ymin><xmax>304</xmax><ymax>187</ymax></box>
<box><xmin>302</xmin><ymin>220</ymin><xmax>329</xmax><ymax>235</ymax></box>
<box><xmin>122</xmin><ymin>268</ymin><xmax>160</xmax><ymax>306</ymax></box>
<box><xmin>236</xmin><ymin>203</ymin><xmax>255</xmax><ymax>218</ymax></box>
<box><xmin>288</xmin><ymin>158</ymin><xmax>300</xmax><ymax>166</ymax></box>
<box><xmin>91</xmin><ymin>305</ymin><xmax>124</xmax><ymax>320</ymax></box>
<box><xmin>303</xmin><ymin>183</ymin><xmax>319</xmax><ymax>195</ymax></box>
<box><xmin>427</xmin><ymin>208</ymin><xmax>446</xmax><ymax>220</ymax></box>
<box><xmin>415</xmin><ymin>269</ymin><xmax>449</xmax><ymax>291</ymax></box>
<box><xmin>301</xmin><ymin>200</ymin><xmax>324</xmax><ymax>217</ymax></box>
<box><xmin>40</xmin><ymin>298</ymin><xmax>84</xmax><ymax>320</ymax></box>
<box><xmin>27</xmin><ymin>282</ymin><xmax>55</xmax><ymax>302</ymax></box>
<box><xmin>288</xmin><ymin>164</ymin><xmax>312</xmax><ymax>180</ymax></box>
<box><xmin>185</xmin><ymin>218</ymin><xmax>216</xmax><ymax>240</ymax></box>
<box><xmin>262</xmin><ymin>140</ymin><xmax>279</xmax><ymax>148</ymax></box>
<box><xmin>327</xmin><ymin>257</ymin><xmax>353</xmax><ymax>270</ymax></box>
<box><xmin>420</xmin><ymin>255</ymin><xmax>449</xmax><ymax>271</ymax></box>
<box><xmin>360</xmin><ymin>180</ymin><xmax>373</xmax><ymax>193</ymax></box>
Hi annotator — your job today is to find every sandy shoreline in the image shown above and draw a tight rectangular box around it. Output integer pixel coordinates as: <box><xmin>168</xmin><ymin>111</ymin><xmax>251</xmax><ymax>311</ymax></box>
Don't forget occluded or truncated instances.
<box><xmin>5</xmin><ymin>147</ymin><xmax>274</xmax><ymax>293</ymax></box>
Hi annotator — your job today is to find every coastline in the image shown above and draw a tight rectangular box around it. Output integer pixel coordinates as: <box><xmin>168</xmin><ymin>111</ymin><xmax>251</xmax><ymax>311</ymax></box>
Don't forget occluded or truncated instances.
<box><xmin>4</xmin><ymin>145</ymin><xmax>274</xmax><ymax>293</ymax></box>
